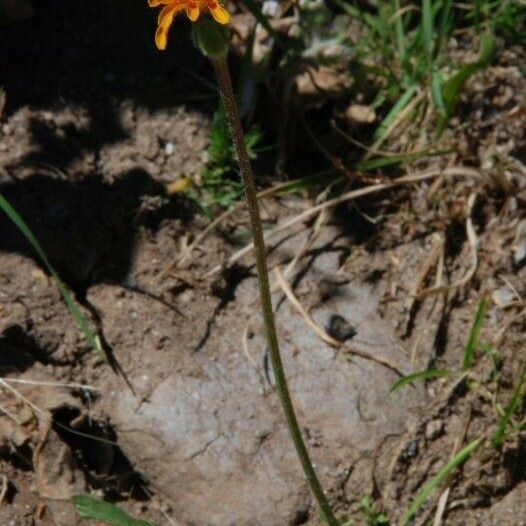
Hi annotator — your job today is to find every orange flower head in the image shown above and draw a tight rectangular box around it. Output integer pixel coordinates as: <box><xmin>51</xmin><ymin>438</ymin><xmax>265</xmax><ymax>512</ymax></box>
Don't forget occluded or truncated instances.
<box><xmin>148</xmin><ymin>0</ymin><xmax>230</xmax><ymax>50</ymax></box>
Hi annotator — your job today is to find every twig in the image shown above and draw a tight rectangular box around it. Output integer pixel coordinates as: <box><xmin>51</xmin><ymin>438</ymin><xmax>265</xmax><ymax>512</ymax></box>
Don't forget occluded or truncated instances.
<box><xmin>416</xmin><ymin>192</ymin><xmax>478</xmax><ymax>298</ymax></box>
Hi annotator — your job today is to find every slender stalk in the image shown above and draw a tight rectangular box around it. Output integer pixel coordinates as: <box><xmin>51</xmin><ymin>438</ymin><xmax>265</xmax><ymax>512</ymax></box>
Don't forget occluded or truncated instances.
<box><xmin>210</xmin><ymin>56</ymin><xmax>338</xmax><ymax>526</ymax></box>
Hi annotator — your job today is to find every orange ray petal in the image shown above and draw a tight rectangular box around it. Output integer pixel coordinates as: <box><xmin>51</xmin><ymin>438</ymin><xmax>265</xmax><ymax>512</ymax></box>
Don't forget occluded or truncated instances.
<box><xmin>156</xmin><ymin>3</ymin><xmax>184</xmax><ymax>50</ymax></box>
<box><xmin>207</xmin><ymin>1</ymin><xmax>230</xmax><ymax>24</ymax></box>
<box><xmin>185</xmin><ymin>1</ymin><xmax>200</xmax><ymax>21</ymax></box>
<box><xmin>149</xmin><ymin>0</ymin><xmax>175</xmax><ymax>7</ymax></box>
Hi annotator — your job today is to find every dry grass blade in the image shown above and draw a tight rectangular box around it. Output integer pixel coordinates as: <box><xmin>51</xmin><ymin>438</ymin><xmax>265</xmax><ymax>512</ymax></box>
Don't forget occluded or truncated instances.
<box><xmin>0</xmin><ymin>474</ymin><xmax>8</xmax><ymax>505</ymax></box>
<box><xmin>0</xmin><ymin>377</ymin><xmax>100</xmax><ymax>392</ymax></box>
<box><xmin>416</xmin><ymin>192</ymin><xmax>479</xmax><ymax>299</ymax></box>
<box><xmin>207</xmin><ymin>167</ymin><xmax>484</xmax><ymax>276</ymax></box>
<box><xmin>274</xmin><ymin>267</ymin><xmax>404</xmax><ymax>376</ymax></box>
<box><xmin>366</xmin><ymin>88</ymin><xmax>425</xmax><ymax>160</ymax></box>
<box><xmin>404</xmin><ymin>232</ymin><xmax>444</xmax><ymax>330</ymax></box>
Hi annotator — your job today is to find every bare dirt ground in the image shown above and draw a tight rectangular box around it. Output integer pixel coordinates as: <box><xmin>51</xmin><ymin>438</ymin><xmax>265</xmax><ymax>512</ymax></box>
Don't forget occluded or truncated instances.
<box><xmin>0</xmin><ymin>1</ymin><xmax>524</xmax><ymax>525</ymax></box>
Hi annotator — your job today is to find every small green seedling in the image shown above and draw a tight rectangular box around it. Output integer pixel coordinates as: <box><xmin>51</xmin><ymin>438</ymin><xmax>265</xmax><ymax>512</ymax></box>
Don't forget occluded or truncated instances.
<box><xmin>199</xmin><ymin>104</ymin><xmax>265</xmax><ymax>212</ymax></box>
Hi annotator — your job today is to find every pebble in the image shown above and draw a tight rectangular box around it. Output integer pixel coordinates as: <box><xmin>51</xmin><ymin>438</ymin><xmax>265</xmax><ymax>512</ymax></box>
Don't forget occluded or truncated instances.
<box><xmin>425</xmin><ymin>419</ymin><xmax>444</xmax><ymax>440</ymax></box>
<box><xmin>164</xmin><ymin>141</ymin><xmax>175</xmax><ymax>156</ymax></box>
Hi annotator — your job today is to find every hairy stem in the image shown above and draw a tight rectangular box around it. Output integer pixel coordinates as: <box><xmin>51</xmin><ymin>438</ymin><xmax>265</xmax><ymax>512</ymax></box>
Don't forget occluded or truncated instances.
<box><xmin>210</xmin><ymin>56</ymin><xmax>338</xmax><ymax>526</ymax></box>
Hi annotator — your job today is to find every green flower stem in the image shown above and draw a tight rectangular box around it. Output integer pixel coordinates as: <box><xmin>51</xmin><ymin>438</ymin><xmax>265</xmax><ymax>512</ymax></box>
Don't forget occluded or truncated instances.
<box><xmin>210</xmin><ymin>56</ymin><xmax>338</xmax><ymax>526</ymax></box>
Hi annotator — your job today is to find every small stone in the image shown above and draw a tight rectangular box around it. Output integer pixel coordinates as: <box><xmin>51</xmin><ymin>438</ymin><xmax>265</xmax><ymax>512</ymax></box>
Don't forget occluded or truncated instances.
<box><xmin>425</xmin><ymin>419</ymin><xmax>444</xmax><ymax>440</ymax></box>
<box><xmin>164</xmin><ymin>141</ymin><xmax>175</xmax><ymax>156</ymax></box>
<box><xmin>493</xmin><ymin>286</ymin><xmax>518</xmax><ymax>308</ymax></box>
<box><xmin>326</xmin><ymin>314</ymin><xmax>357</xmax><ymax>342</ymax></box>
<box><xmin>402</xmin><ymin>440</ymin><xmax>419</xmax><ymax>459</ymax></box>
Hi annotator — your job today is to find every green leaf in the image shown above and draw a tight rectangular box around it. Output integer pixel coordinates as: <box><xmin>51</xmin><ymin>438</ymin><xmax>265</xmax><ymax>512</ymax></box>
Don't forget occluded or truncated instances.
<box><xmin>0</xmin><ymin>192</ymin><xmax>107</xmax><ymax>361</ymax></box>
<box><xmin>402</xmin><ymin>437</ymin><xmax>484</xmax><ymax>524</ymax></box>
<box><xmin>462</xmin><ymin>297</ymin><xmax>487</xmax><ymax>371</ymax></box>
<box><xmin>74</xmin><ymin>496</ymin><xmax>157</xmax><ymax>526</ymax></box>
<box><xmin>390</xmin><ymin>369</ymin><xmax>456</xmax><ymax>393</ymax></box>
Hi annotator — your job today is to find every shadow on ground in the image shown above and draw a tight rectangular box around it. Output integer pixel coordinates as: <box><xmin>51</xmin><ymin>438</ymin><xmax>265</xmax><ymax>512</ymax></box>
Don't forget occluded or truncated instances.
<box><xmin>0</xmin><ymin>0</ymin><xmax>215</xmax><ymax>171</ymax></box>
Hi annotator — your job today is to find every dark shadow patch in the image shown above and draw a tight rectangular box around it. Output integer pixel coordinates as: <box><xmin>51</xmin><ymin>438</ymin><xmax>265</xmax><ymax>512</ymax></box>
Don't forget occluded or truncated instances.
<box><xmin>0</xmin><ymin>325</ymin><xmax>45</xmax><ymax>372</ymax></box>
<box><xmin>0</xmin><ymin>169</ymin><xmax>193</xmax><ymax>297</ymax></box>
<box><xmin>51</xmin><ymin>405</ymin><xmax>150</xmax><ymax>501</ymax></box>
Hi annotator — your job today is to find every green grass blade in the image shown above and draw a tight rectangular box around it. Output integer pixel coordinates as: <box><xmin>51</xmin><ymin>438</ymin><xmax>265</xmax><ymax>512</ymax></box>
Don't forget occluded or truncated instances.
<box><xmin>431</xmin><ymin>64</ymin><xmax>446</xmax><ymax>115</ymax></box>
<box><xmin>437</xmin><ymin>33</ymin><xmax>494</xmax><ymax>136</ymax></box>
<box><xmin>422</xmin><ymin>0</ymin><xmax>434</xmax><ymax>64</ymax></box>
<box><xmin>402</xmin><ymin>437</ymin><xmax>484</xmax><ymax>525</ymax></box>
<box><xmin>355</xmin><ymin>148</ymin><xmax>449</xmax><ymax>171</ymax></box>
<box><xmin>390</xmin><ymin>369</ymin><xmax>456</xmax><ymax>393</ymax></box>
<box><xmin>392</xmin><ymin>0</ymin><xmax>407</xmax><ymax>62</ymax></box>
<box><xmin>492</xmin><ymin>361</ymin><xmax>526</xmax><ymax>447</ymax></box>
<box><xmin>276</xmin><ymin>169</ymin><xmax>341</xmax><ymax>194</ymax></box>
<box><xmin>462</xmin><ymin>297</ymin><xmax>488</xmax><ymax>371</ymax></box>
<box><xmin>373</xmin><ymin>84</ymin><xmax>418</xmax><ymax>141</ymax></box>
<box><xmin>73</xmin><ymin>496</ymin><xmax>157</xmax><ymax>526</ymax></box>
<box><xmin>434</xmin><ymin>0</ymin><xmax>453</xmax><ymax>58</ymax></box>
<box><xmin>0</xmin><ymin>192</ymin><xmax>106</xmax><ymax>361</ymax></box>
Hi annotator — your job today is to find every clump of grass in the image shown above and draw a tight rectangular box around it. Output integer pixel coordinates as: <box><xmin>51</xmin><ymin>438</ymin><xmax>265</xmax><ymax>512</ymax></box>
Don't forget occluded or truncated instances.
<box><xmin>391</xmin><ymin>293</ymin><xmax>525</xmax><ymax>520</ymax></box>
<box><xmin>333</xmin><ymin>0</ymin><xmax>494</xmax><ymax>141</ymax></box>
<box><xmin>391</xmin><ymin>297</ymin><xmax>488</xmax><ymax>395</ymax></box>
